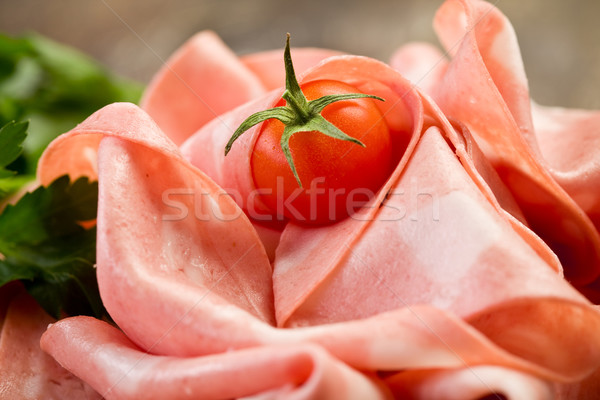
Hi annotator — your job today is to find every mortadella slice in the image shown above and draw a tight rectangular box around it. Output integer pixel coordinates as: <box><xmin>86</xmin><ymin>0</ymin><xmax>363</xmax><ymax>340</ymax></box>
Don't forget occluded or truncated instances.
<box><xmin>174</xmin><ymin>43</ymin><xmax>600</xmax><ymax>381</ymax></box>
<box><xmin>273</xmin><ymin>126</ymin><xmax>600</xmax><ymax>378</ymax></box>
<box><xmin>0</xmin><ymin>286</ymin><xmax>100</xmax><ymax>399</ymax></box>
<box><xmin>96</xmin><ymin>136</ymin><xmax>275</xmax><ymax>356</ymax></box>
<box><xmin>40</xmin><ymin>297</ymin><xmax>599</xmax><ymax>395</ymax></box>
<box><xmin>141</xmin><ymin>31</ymin><xmax>267</xmax><ymax>145</ymax></box>
<box><xmin>37</xmin><ymin>103</ymin><xmax>275</xmax><ymax>356</ymax></box>
<box><xmin>389</xmin><ymin>42</ymin><xmax>448</xmax><ymax>96</ymax></box>
<box><xmin>555</xmin><ymin>351</ymin><xmax>600</xmax><ymax>400</ymax></box>
<box><xmin>67</xmin><ymin>107</ymin><xmax>559</xmax><ymax>376</ymax></box>
<box><xmin>241</xmin><ymin>47</ymin><xmax>343</xmax><ymax>91</ymax></box>
<box><xmin>385</xmin><ymin>366</ymin><xmax>554</xmax><ymax>400</ymax></box>
<box><xmin>37</xmin><ymin>102</ymin><xmax>600</xmax><ymax>396</ymax></box>
<box><xmin>396</xmin><ymin>0</ymin><xmax>600</xmax><ymax>286</ymax></box>
<box><xmin>40</xmin><ymin>316</ymin><xmax>390</xmax><ymax>400</ymax></box>
<box><xmin>37</xmin><ymin>102</ymin><xmax>181</xmax><ymax>185</ymax></box>
<box><xmin>531</xmin><ymin>102</ymin><xmax>600</xmax><ymax>231</ymax></box>
<box><xmin>390</xmin><ymin>45</ymin><xmax>561</xmax><ymax>278</ymax></box>
<box><xmin>34</xmin><ymin>7</ymin><xmax>600</xmax><ymax>396</ymax></box>
<box><xmin>180</xmin><ymin>93</ymin><xmax>283</xmax><ymax>216</ymax></box>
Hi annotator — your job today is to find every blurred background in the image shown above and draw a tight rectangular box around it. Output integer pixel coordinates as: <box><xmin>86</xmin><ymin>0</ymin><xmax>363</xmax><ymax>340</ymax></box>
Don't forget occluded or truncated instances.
<box><xmin>1</xmin><ymin>0</ymin><xmax>599</xmax><ymax>109</ymax></box>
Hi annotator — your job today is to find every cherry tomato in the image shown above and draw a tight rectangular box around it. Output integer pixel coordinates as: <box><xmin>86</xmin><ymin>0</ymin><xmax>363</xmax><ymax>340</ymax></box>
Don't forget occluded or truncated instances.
<box><xmin>251</xmin><ymin>79</ymin><xmax>393</xmax><ymax>224</ymax></box>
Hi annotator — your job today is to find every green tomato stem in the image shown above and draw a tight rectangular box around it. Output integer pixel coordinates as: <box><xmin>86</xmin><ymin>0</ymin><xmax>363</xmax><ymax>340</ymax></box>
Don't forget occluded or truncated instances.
<box><xmin>282</xmin><ymin>89</ymin><xmax>310</xmax><ymax>123</ymax></box>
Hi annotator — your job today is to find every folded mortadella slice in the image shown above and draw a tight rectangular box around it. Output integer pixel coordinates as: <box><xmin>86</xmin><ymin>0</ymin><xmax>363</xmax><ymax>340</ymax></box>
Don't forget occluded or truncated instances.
<box><xmin>44</xmin><ymin>105</ymin><xmax>552</xmax><ymax>373</ymax></box>
<box><xmin>258</xmin><ymin>50</ymin><xmax>600</xmax><ymax>383</ymax></box>
<box><xmin>241</xmin><ymin>47</ymin><xmax>343</xmax><ymax>91</ymax></box>
<box><xmin>39</xmin><ymin>295</ymin><xmax>600</xmax><ymax>395</ymax></box>
<box><xmin>533</xmin><ymin>102</ymin><xmax>600</xmax><ymax>302</ymax></box>
<box><xmin>140</xmin><ymin>31</ymin><xmax>267</xmax><ymax>146</ymax></box>
<box><xmin>40</xmin><ymin>316</ymin><xmax>390</xmax><ymax>400</ymax></box>
<box><xmin>389</xmin><ymin>42</ymin><xmax>448</xmax><ymax>95</ymax></box>
<box><xmin>390</xmin><ymin>41</ymin><xmax>561</xmax><ymax>278</ymax></box>
<box><xmin>392</xmin><ymin>0</ymin><xmax>600</xmax><ymax>286</ymax></box>
<box><xmin>40</xmin><ymin>310</ymin><xmax>570</xmax><ymax>400</ymax></box>
<box><xmin>96</xmin><ymin>136</ymin><xmax>276</xmax><ymax>356</ymax></box>
<box><xmin>274</xmin><ymin>125</ymin><xmax>600</xmax><ymax>378</ymax></box>
<box><xmin>181</xmin><ymin>47</ymin><xmax>545</xmax><ymax>269</ymax></box>
<box><xmin>175</xmin><ymin>50</ymin><xmax>600</xmax><ymax>382</ymax></box>
<box><xmin>37</xmin><ymin>103</ymin><xmax>275</xmax><ymax>356</ymax></box>
<box><xmin>0</xmin><ymin>286</ymin><xmax>100</xmax><ymax>399</ymax></box>
<box><xmin>36</xmin><ymin>103</ymin><xmax>598</xmax><ymax>388</ymax></box>
<box><xmin>555</xmin><ymin>352</ymin><xmax>600</xmax><ymax>400</ymax></box>
<box><xmin>531</xmin><ymin>102</ymin><xmax>600</xmax><ymax>231</ymax></box>
<box><xmin>37</xmin><ymin>102</ymin><xmax>181</xmax><ymax>185</ymax></box>
<box><xmin>140</xmin><ymin>30</ymin><xmax>342</xmax><ymax>147</ymax></box>
<box><xmin>385</xmin><ymin>366</ymin><xmax>554</xmax><ymax>400</ymax></box>
<box><xmin>180</xmin><ymin>93</ymin><xmax>283</xmax><ymax>216</ymax></box>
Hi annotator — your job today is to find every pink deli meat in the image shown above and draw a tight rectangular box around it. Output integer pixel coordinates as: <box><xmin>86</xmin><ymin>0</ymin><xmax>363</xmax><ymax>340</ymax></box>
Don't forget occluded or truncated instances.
<box><xmin>391</xmin><ymin>0</ymin><xmax>600</xmax><ymax>292</ymax></box>
<box><xmin>40</xmin><ymin>316</ymin><xmax>389</xmax><ymax>400</ymax></box>
<box><xmin>140</xmin><ymin>31</ymin><xmax>267</xmax><ymax>146</ymax></box>
<box><xmin>39</xmin><ymin>103</ymin><xmax>599</xmax><ymax>382</ymax></box>
<box><xmin>0</xmin><ymin>284</ymin><xmax>100</xmax><ymax>399</ymax></box>
<box><xmin>140</xmin><ymin>30</ymin><xmax>341</xmax><ymax>146</ymax></box>
<box><xmin>32</xmin><ymin>0</ymin><xmax>600</xmax><ymax>398</ymax></box>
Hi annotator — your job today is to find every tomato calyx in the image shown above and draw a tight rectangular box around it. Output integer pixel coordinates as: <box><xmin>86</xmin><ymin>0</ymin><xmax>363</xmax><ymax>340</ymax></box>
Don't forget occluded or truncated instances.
<box><xmin>224</xmin><ymin>33</ymin><xmax>384</xmax><ymax>188</ymax></box>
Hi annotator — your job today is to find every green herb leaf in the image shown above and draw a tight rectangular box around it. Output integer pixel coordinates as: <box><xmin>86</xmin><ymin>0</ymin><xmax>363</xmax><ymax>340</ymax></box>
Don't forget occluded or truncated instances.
<box><xmin>0</xmin><ymin>31</ymin><xmax>141</xmax><ymax>320</ymax></box>
<box><xmin>0</xmin><ymin>175</ymin><xmax>105</xmax><ymax>319</ymax></box>
<box><xmin>0</xmin><ymin>120</ymin><xmax>28</xmax><ymax>197</ymax></box>
<box><xmin>0</xmin><ymin>32</ymin><xmax>143</xmax><ymax>179</ymax></box>
<box><xmin>0</xmin><ymin>120</ymin><xmax>27</xmax><ymax>168</ymax></box>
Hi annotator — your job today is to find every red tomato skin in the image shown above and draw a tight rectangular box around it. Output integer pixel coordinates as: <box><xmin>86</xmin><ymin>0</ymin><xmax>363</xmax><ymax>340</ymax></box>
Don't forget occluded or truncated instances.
<box><xmin>251</xmin><ymin>79</ymin><xmax>393</xmax><ymax>224</ymax></box>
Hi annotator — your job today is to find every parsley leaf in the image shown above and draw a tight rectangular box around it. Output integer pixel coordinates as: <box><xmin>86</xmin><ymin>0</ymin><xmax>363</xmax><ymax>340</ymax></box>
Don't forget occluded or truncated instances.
<box><xmin>0</xmin><ymin>31</ymin><xmax>142</xmax><ymax>320</ymax></box>
<box><xmin>0</xmin><ymin>175</ymin><xmax>105</xmax><ymax>319</ymax></box>
<box><xmin>0</xmin><ymin>32</ymin><xmax>143</xmax><ymax>179</ymax></box>
<box><xmin>0</xmin><ymin>121</ymin><xmax>27</xmax><ymax>193</ymax></box>
<box><xmin>0</xmin><ymin>120</ymin><xmax>27</xmax><ymax>169</ymax></box>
